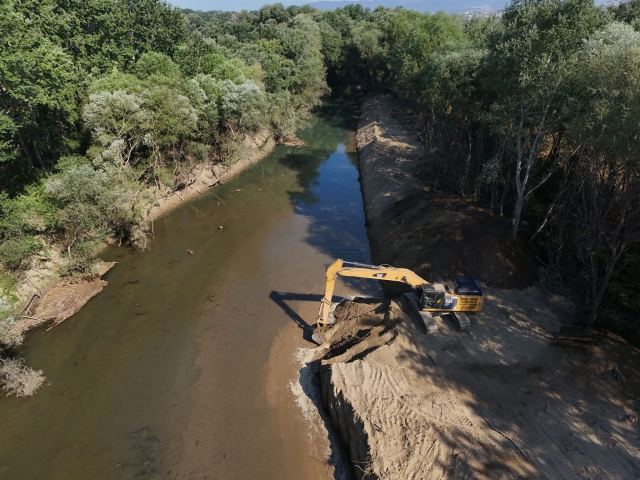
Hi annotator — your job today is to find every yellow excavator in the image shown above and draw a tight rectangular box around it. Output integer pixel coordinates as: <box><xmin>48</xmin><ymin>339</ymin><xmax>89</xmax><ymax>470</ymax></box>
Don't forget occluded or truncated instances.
<box><xmin>313</xmin><ymin>259</ymin><xmax>483</xmax><ymax>343</ymax></box>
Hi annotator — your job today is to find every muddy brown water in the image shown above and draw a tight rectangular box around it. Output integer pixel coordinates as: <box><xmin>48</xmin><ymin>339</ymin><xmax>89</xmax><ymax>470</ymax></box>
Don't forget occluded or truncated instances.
<box><xmin>0</xmin><ymin>103</ymin><xmax>379</xmax><ymax>480</ymax></box>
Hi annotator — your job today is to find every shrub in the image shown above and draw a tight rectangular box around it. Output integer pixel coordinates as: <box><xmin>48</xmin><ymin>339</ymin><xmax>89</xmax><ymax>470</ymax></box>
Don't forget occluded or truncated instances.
<box><xmin>0</xmin><ymin>358</ymin><xmax>45</xmax><ymax>397</ymax></box>
<box><xmin>61</xmin><ymin>239</ymin><xmax>102</xmax><ymax>275</ymax></box>
<box><xmin>0</xmin><ymin>317</ymin><xmax>22</xmax><ymax>348</ymax></box>
<box><xmin>0</xmin><ymin>186</ymin><xmax>56</xmax><ymax>238</ymax></box>
<box><xmin>0</xmin><ymin>236</ymin><xmax>42</xmax><ymax>271</ymax></box>
<box><xmin>45</xmin><ymin>157</ymin><xmax>146</xmax><ymax>270</ymax></box>
<box><xmin>0</xmin><ymin>275</ymin><xmax>21</xmax><ymax>347</ymax></box>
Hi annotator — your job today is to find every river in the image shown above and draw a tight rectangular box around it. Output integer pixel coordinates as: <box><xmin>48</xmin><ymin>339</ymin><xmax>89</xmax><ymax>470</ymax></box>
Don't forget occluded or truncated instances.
<box><xmin>0</xmin><ymin>102</ymin><xmax>377</xmax><ymax>479</ymax></box>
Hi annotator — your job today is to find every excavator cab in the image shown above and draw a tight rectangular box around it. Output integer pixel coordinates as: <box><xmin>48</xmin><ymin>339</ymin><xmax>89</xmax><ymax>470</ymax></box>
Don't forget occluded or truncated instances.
<box><xmin>418</xmin><ymin>284</ymin><xmax>447</xmax><ymax>309</ymax></box>
<box><xmin>418</xmin><ymin>277</ymin><xmax>483</xmax><ymax>313</ymax></box>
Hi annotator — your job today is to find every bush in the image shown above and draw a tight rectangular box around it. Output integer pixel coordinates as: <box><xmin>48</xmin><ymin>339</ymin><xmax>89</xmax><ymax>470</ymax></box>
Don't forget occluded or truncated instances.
<box><xmin>0</xmin><ymin>236</ymin><xmax>42</xmax><ymax>271</ymax></box>
<box><xmin>45</xmin><ymin>157</ymin><xmax>146</xmax><ymax>258</ymax></box>
<box><xmin>0</xmin><ymin>358</ymin><xmax>45</xmax><ymax>397</ymax></box>
<box><xmin>0</xmin><ymin>186</ymin><xmax>56</xmax><ymax>238</ymax></box>
<box><xmin>0</xmin><ymin>317</ymin><xmax>22</xmax><ymax>348</ymax></box>
<box><xmin>60</xmin><ymin>239</ymin><xmax>102</xmax><ymax>275</ymax></box>
<box><xmin>0</xmin><ymin>275</ymin><xmax>21</xmax><ymax>347</ymax></box>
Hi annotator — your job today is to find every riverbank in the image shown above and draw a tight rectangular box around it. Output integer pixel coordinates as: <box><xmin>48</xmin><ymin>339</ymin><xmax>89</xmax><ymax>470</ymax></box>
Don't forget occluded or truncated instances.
<box><xmin>6</xmin><ymin>131</ymin><xmax>276</xmax><ymax>349</ymax></box>
<box><xmin>318</xmin><ymin>95</ymin><xmax>640</xmax><ymax>479</ymax></box>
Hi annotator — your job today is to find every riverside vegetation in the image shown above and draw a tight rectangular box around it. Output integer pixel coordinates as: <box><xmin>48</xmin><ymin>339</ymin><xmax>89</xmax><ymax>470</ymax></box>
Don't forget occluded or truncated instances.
<box><xmin>1</xmin><ymin>0</ymin><xmax>639</xmax><ymax>394</ymax></box>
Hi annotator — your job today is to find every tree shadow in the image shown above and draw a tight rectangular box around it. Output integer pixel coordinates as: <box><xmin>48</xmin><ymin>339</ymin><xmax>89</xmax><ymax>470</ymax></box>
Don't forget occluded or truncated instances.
<box><xmin>273</xmin><ymin>101</ymin><xmax>379</xmax><ymax>296</ymax></box>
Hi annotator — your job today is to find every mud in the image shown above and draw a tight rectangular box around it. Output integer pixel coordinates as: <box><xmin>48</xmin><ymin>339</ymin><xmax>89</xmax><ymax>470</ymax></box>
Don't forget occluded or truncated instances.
<box><xmin>319</xmin><ymin>95</ymin><xmax>640</xmax><ymax>479</ymax></box>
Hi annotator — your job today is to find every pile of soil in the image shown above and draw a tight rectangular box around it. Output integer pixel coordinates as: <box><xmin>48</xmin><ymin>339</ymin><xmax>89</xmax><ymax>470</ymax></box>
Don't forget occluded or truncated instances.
<box><xmin>356</xmin><ymin>95</ymin><xmax>537</xmax><ymax>289</ymax></box>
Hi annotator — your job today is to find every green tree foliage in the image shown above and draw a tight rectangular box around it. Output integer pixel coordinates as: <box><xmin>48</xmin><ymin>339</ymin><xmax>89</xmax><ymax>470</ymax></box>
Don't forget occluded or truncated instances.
<box><xmin>1</xmin><ymin>1</ymin><xmax>329</xmax><ymax>292</ymax></box>
<box><xmin>185</xmin><ymin>6</ymin><xmax>328</xmax><ymax>137</ymax></box>
<box><xmin>610</xmin><ymin>0</ymin><xmax>640</xmax><ymax>30</ymax></box>
<box><xmin>558</xmin><ymin>22</ymin><xmax>640</xmax><ymax>322</ymax></box>
<box><xmin>483</xmin><ymin>0</ymin><xmax>606</xmax><ymax>238</ymax></box>
<box><xmin>45</xmin><ymin>157</ymin><xmax>145</xmax><ymax>265</ymax></box>
<box><xmin>0</xmin><ymin>1</ymin><xmax>78</xmax><ymax>171</ymax></box>
<box><xmin>0</xmin><ymin>0</ymin><xmax>186</xmax><ymax>183</ymax></box>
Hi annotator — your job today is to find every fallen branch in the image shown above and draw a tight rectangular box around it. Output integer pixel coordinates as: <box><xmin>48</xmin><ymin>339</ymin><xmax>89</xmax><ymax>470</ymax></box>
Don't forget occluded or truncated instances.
<box><xmin>19</xmin><ymin>293</ymin><xmax>41</xmax><ymax>316</ymax></box>
<box><xmin>480</xmin><ymin>414</ymin><xmax>528</xmax><ymax>461</ymax></box>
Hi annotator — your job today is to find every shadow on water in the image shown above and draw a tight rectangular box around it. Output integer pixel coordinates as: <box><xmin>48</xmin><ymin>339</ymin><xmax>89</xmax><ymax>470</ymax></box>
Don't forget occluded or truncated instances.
<box><xmin>269</xmin><ymin>291</ymin><xmax>321</xmax><ymax>342</ymax></box>
<box><xmin>281</xmin><ymin>101</ymin><xmax>372</xmax><ymax>268</ymax></box>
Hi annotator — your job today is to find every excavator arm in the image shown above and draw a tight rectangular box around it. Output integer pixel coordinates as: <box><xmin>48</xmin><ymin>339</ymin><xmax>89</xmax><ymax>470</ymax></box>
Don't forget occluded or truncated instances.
<box><xmin>316</xmin><ymin>259</ymin><xmax>429</xmax><ymax>326</ymax></box>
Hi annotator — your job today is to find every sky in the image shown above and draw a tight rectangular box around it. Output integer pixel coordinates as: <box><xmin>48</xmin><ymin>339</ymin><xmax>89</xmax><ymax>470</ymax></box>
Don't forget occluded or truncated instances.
<box><xmin>169</xmin><ymin>0</ymin><xmax>506</xmax><ymax>12</ymax></box>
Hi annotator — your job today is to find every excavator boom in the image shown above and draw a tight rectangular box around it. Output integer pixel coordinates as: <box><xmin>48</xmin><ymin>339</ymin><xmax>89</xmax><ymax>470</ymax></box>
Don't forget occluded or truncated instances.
<box><xmin>316</xmin><ymin>259</ymin><xmax>483</xmax><ymax>328</ymax></box>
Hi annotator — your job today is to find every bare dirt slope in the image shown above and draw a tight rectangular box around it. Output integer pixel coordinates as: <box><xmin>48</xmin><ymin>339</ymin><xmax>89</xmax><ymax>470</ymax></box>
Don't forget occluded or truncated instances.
<box><xmin>318</xmin><ymin>95</ymin><xmax>640</xmax><ymax>479</ymax></box>
<box><xmin>356</xmin><ymin>96</ymin><xmax>536</xmax><ymax>289</ymax></box>
<box><xmin>323</xmin><ymin>296</ymin><xmax>640</xmax><ymax>479</ymax></box>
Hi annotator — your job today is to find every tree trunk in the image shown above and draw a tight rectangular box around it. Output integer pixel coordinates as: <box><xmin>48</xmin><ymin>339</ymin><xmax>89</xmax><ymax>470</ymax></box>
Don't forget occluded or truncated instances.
<box><xmin>587</xmin><ymin>253</ymin><xmax>619</xmax><ymax>326</ymax></box>
<box><xmin>512</xmin><ymin>192</ymin><xmax>524</xmax><ymax>239</ymax></box>
<box><xmin>511</xmin><ymin>105</ymin><xmax>549</xmax><ymax>239</ymax></box>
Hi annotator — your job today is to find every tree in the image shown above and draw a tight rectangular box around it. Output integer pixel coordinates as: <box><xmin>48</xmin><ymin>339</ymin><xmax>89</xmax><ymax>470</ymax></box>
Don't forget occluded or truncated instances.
<box><xmin>484</xmin><ymin>0</ymin><xmax>606</xmax><ymax>238</ymax></box>
<box><xmin>563</xmin><ymin>22</ymin><xmax>640</xmax><ymax>323</ymax></box>
<box><xmin>218</xmin><ymin>80</ymin><xmax>266</xmax><ymax>137</ymax></box>
<box><xmin>611</xmin><ymin>0</ymin><xmax>640</xmax><ymax>30</ymax></box>
<box><xmin>416</xmin><ymin>42</ymin><xmax>486</xmax><ymax>193</ymax></box>
<box><xmin>0</xmin><ymin>115</ymin><xmax>17</xmax><ymax>165</ymax></box>
<box><xmin>0</xmin><ymin>1</ymin><xmax>78</xmax><ymax>169</ymax></box>
<box><xmin>83</xmin><ymin>91</ymin><xmax>148</xmax><ymax>167</ymax></box>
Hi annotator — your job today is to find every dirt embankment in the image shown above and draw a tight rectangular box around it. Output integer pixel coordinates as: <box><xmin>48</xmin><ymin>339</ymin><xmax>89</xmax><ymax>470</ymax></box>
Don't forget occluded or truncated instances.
<box><xmin>146</xmin><ymin>131</ymin><xmax>275</xmax><ymax>222</ymax></box>
<box><xmin>11</xmin><ymin>132</ymin><xmax>276</xmax><ymax>339</ymax></box>
<box><xmin>319</xmin><ymin>95</ymin><xmax>640</xmax><ymax>479</ymax></box>
<box><xmin>356</xmin><ymin>96</ymin><xmax>536</xmax><ymax>289</ymax></box>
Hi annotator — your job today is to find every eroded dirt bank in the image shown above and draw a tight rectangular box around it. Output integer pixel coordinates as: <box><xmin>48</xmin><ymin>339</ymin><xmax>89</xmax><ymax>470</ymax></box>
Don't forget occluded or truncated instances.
<box><xmin>319</xmin><ymin>95</ymin><xmax>640</xmax><ymax>479</ymax></box>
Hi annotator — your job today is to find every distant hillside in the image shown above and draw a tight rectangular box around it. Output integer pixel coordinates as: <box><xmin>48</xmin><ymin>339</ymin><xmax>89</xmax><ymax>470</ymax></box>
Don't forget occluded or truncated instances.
<box><xmin>307</xmin><ymin>0</ymin><xmax>505</xmax><ymax>13</ymax></box>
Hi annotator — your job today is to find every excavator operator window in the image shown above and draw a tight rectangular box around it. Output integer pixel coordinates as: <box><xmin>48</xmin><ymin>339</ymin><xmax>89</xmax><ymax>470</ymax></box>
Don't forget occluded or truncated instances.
<box><xmin>419</xmin><ymin>285</ymin><xmax>446</xmax><ymax>309</ymax></box>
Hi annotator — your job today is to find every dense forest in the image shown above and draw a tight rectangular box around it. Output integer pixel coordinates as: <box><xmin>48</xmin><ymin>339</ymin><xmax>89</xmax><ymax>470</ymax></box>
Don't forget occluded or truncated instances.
<box><xmin>1</xmin><ymin>0</ymin><xmax>639</xmax><ymax>356</ymax></box>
